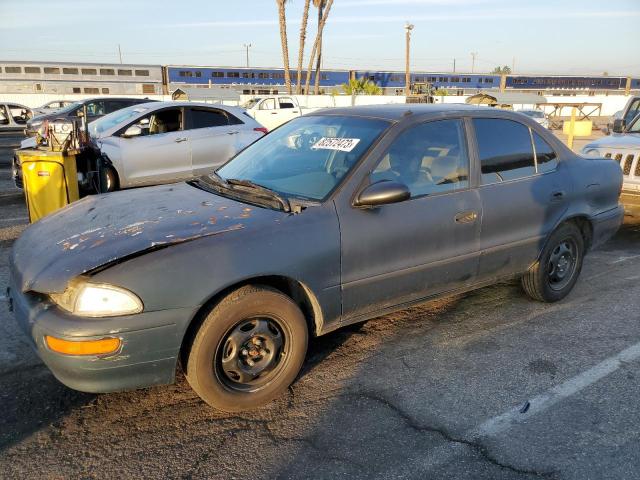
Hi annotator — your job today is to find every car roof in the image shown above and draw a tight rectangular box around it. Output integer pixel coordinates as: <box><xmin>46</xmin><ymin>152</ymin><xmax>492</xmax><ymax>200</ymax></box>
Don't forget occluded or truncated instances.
<box><xmin>136</xmin><ymin>101</ymin><xmax>238</xmax><ymax>109</ymax></box>
<box><xmin>311</xmin><ymin>103</ymin><xmax>489</xmax><ymax>121</ymax></box>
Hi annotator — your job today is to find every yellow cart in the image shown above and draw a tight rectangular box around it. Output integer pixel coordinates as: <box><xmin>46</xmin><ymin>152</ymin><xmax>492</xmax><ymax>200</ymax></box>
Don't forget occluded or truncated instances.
<box><xmin>17</xmin><ymin>148</ymin><xmax>80</xmax><ymax>223</ymax></box>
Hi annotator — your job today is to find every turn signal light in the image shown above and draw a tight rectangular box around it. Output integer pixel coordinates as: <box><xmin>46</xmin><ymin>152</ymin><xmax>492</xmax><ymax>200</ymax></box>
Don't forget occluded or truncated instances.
<box><xmin>45</xmin><ymin>336</ymin><xmax>121</xmax><ymax>356</ymax></box>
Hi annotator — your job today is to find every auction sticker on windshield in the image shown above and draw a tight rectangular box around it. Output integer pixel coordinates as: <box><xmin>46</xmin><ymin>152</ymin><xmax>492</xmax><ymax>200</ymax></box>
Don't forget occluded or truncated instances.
<box><xmin>311</xmin><ymin>137</ymin><xmax>361</xmax><ymax>152</ymax></box>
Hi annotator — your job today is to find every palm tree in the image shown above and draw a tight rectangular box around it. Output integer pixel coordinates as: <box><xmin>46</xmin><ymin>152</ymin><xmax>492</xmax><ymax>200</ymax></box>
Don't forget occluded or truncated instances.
<box><xmin>304</xmin><ymin>0</ymin><xmax>333</xmax><ymax>95</ymax></box>
<box><xmin>276</xmin><ymin>0</ymin><xmax>293</xmax><ymax>94</ymax></box>
<box><xmin>341</xmin><ymin>78</ymin><xmax>382</xmax><ymax>95</ymax></box>
<box><xmin>312</xmin><ymin>0</ymin><xmax>326</xmax><ymax>95</ymax></box>
<box><xmin>295</xmin><ymin>0</ymin><xmax>311</xmax><ymax>94</ymax></box>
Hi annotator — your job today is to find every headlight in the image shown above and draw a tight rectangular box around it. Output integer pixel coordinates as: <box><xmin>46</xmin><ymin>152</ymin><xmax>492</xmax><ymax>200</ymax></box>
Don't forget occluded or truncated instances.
<box><xmin>50</xmin><ymin>278</ymin><xmax>143</xmax><ymax>317</ymax></box>
<box><xmin>582</xmin><ymin>148</ymin><xmax>600</xmax><ymax>157</ymax></box>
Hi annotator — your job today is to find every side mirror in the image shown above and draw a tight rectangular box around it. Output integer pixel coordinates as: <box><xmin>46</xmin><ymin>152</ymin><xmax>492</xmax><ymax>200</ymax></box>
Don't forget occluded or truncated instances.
<box><xmin>122</xmin><ymin>125</ymin><xmax>142</xmax><ymax>138</ymax></box>
<box><xmin>354</xmin><ymin>180</ymin><xmax>410</xmax><ymax>208</ymax></box>
<box><xmin>612</xmin><ymin>118</ymin><xmax>626</xmax><ymax>134</ymax></box>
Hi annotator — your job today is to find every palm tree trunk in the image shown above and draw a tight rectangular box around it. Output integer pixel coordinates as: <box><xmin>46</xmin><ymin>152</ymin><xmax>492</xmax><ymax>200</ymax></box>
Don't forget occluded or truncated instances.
<box><xmin>296</xmin><ymin>0</ymin><xmax>311</xmax><ymax>94</ymax></box>
<box><xmin>313</xmin><ymin>2</ymin><xmax>324</xmax><ymax>95</ymax></box>
<box><xmin>305</xmin><ymin>0</ymin><xmax>333</xmax><ymax>95</ymax></box>
<box><xmin>277</xmin><ymin>0</ymin><xmax>292</xmax><ymax>94</ymax></box>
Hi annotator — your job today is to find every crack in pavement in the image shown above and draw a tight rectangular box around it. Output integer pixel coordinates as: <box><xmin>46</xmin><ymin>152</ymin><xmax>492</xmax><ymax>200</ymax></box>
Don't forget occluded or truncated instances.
<box><xmin>343</xmin><ymin>390</ymin><xmax>557</xmax><ymax>479</ymax></box>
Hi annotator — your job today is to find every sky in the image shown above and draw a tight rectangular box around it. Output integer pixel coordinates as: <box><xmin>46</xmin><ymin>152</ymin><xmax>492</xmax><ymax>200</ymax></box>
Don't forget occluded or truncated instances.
<box><xmin>1</xmin><ymin>0</ymin><xmax>639</xmax><ymax>76</ymax></box>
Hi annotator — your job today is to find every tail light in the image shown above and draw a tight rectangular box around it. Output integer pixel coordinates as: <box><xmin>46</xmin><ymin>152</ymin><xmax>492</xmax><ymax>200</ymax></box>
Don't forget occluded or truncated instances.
<box><xmin>254</xmin><ymin>127</ymin><xmax>268</xmax><ymax>134</ymax></box>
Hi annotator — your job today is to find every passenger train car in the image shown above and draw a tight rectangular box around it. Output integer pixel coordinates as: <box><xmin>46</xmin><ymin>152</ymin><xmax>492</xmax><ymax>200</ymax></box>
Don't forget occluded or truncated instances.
<box><xmin>0</xmin><ymin>61</ymin><xmax>163</xmax><ymax>96</ymax></box>
<box><xmin>0</xmin><ymin>60</ymin><xmax>638</xmax><ymax>100</ymax></box>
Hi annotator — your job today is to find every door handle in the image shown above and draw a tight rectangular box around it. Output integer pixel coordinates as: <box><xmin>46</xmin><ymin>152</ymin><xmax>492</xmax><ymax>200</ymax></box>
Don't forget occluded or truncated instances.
<box><xmin>226</xmin><ymin>131</ymin><xmax>239</xmax><ymax>135</ymax></box>
<box><xmin>455</xmin><ymin>211</ymin><xmax>478</xmax><ymax>224</ymax></box>
<box><xmin>550</xmin><ymin>190</ymin><xmax>565</xmax><ymax>201</ymax></box>
<box><xmin>271</xmin><ymin>112</ymin><xmax>278</xmax><ymax>115</ymax></box>
<box><xmin>174</xmin><ymin>137</ymin><xmax>187</xmax><ymax>143</ymax></box>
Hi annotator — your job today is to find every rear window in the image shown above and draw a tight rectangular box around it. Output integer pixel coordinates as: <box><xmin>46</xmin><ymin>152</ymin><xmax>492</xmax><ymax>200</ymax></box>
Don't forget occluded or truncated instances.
<box><xmin>473</xmin><ymin>118</ymin><xmax>536</xmax><ymax>184</ymax></box>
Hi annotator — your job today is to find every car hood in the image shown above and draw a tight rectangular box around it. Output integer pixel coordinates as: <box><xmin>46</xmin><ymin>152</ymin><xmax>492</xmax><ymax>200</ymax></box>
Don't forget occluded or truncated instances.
<box><xmin>11</xmin><ymin>182</ymin><xmax>283</xmax><ymax>294</ymax></box>
<box><xmin>585</xmin><ymin>133</ymin><xmax>640</xmax><ymax>151</ymax></box>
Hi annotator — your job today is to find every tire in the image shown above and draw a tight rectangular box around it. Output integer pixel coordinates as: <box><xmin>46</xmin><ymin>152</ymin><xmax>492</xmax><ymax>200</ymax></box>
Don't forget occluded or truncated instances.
<box><xmin>185</xmin><ymin>285</ymin><xmax>308</xmax><ymax>411</ymax></box>
<box><xmin>104</xmin><ymin>167</ymin><xmax>119</xmax><ymax>192</ymax></box>
<box><xmin>521</xmin><ymin>222</ymin><xmax>584</xmax><ymax>302</ymax></box>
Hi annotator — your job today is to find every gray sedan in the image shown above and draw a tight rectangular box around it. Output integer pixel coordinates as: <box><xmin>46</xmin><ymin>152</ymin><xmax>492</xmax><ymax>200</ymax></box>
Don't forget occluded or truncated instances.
<box><xmin>89</xmin><ymin>101</ymin><xmax>266</xmax><ymax>189</ymax></box>
<box><xmin>9</xmin><ymin>105</ymin><xmax>623</xmax><ymax>411</ymax></box>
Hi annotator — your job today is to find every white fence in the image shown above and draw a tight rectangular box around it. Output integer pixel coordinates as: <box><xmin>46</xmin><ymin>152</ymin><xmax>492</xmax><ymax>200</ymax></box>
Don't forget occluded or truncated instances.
<box><xmin>0</xmin><ymin>92</ymin><xmax>631</xmax><ymax>117</ymax></box>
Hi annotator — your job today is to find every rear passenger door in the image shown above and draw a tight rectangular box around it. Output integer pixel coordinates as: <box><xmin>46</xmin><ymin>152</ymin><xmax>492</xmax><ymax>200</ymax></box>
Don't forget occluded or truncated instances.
<box><xmin>473</xmin><ymin>117</ymin><xmax>567</xmax><ymax>278</ymax></box>
<box><xmin>186</xmin><ymin>107</ymin><xmax>242</xmax><ymax>176</ymax></box>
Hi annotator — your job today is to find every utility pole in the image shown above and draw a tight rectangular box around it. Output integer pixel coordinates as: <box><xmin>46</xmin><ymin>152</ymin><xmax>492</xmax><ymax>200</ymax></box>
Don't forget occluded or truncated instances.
<box><xmin>453</xmin><ymin>58</ymin><xmax>456</xmax><ymax>73</ymax></box>
<box><xmin>470</xmin><ymin>51</ymin><xmax>478</xmax><ymax>73</ymax></box>
<box><xmin>243</xmin><ymin>43</ymin><xmax>252</xmax><ymax>68</ymax></box>
<box><xmin>118</xmin><ymin>44</ymin><xmax>122</xmax><ymax>64</ymax></box>
<box><xmin>405</xmin><ymin>22</ymin><xmax>414</xmax><ymax>96</ymax></box>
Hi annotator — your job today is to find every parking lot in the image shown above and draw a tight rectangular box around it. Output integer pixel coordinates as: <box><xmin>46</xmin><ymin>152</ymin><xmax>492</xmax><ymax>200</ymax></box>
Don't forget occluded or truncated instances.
<box><xmin>1</xmin><ymin>130</ymin><xmax>639</xmax><ymax>479</ymax></box>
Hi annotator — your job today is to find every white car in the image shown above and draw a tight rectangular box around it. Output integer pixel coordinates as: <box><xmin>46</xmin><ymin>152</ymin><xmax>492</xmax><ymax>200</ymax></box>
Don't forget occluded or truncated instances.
<box><xmin>517</xmin><ymin>109</ymin><xmax>550</xmax><ymax>129</ymax></box>
<box><xmin>89</xmin><ymin>101</ymin><xmax>267</xmax><ymax>190</ymax></box>
<box><xmin>243</xmin><ymin>96</ymin><xmax>318</xmax><ymax>131</ymax></box>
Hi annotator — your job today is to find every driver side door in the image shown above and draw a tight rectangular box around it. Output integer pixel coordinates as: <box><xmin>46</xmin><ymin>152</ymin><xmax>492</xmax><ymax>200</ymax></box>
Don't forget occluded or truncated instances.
<box><xmin>336</xmin><ymin>118</ymin><xmax>482</xmax><ymax>321</ymax></box>
<box><xmin>119</xmin><ymin>107</ymin><xmax>191</xmax><ymax>186</ymax></box>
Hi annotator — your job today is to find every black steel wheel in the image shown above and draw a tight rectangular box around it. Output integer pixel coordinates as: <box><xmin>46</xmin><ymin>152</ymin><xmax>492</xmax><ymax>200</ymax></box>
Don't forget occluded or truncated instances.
<box><xmin>216</xmin><ymin>316</ymin><xmax>288</xmax><ymax>391</ymax></box>
<box><xmin>522</xmin><ymin>222</ymin><xmax>585</xmax><ymax>302</ymax></box>
<box><xmin>185</xmin><ymin>285</ymin><xmax>308</xmax><ymax>411</ymax></box>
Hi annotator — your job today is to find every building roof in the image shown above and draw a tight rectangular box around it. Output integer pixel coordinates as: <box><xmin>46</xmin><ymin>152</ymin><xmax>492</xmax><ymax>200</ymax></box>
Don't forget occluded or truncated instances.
<box><xmin>171</xmin><ymin>86</ymin><xmax>240</xmax><ymax>102</ymax></box>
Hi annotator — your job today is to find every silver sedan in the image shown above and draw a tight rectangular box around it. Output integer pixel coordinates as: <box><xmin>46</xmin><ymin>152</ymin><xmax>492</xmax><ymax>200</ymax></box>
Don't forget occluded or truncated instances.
<box><xmin>89</xmin><ymin>101</ymin><xmax>267</xmax><ymax>190</ymax></box>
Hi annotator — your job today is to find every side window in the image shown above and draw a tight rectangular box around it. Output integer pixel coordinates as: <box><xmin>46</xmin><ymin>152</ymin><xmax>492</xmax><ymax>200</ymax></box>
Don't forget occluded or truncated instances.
<box><xmin>0</xmin><ymin>106</ymin><xmax>8</xmax><ymax>125</ymax></box>
<box><xmin>532</xmin><ymin>132</ymin><xmax>558</xmax><ymax>174</ymax></box>
<box><xmin>259</xmin><ymin>98</ymin><xmax>276</xmax><ymax>110</ymax></box>
<box><xmin>474</xmin><ymin>118</ymin><xmax>535</xmax><ymax>184</ymax></box>
<box><xmin>8</xmin><ymin>105</ymin><xmax>30</xmax><ymax>124</ymax></box>
<box><xmin>371</xmin><ymin>119</ymin><xmax>469</xmax><ymax>198</ymax></box>
<box><xmin>148</xmin><ymin>109</ymin><xmax>182</xmax><ymax>135</ymax></box>
<box><xmin>624</xmin><ymin>99</ymin><xmax>640</xmax><ymax>124</ymax></box>
<box><xmin>85</xmin><ymin>101</ymin><xmax>106</xmax><ymax>116</ymax></box>
<box><xmin>189</xmin><ymin>108</ymin><xmax>229</xmax><ymax>129</ymax></box>
<box><xmin>279</xmin><ymin>97</ymin><xmax>295</xmax><ymax>109</ymax></box>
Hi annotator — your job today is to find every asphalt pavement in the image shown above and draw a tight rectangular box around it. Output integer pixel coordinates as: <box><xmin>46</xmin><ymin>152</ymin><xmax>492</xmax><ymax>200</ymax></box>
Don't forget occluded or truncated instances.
<box><xmin>0</xmin><ymin>131</ymin><xmax>639</xmax><ymax>479</ymax></box>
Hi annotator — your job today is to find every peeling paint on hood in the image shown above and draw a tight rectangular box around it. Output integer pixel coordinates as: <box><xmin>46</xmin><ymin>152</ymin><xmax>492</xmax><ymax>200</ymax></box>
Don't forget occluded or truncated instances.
<box><xmin>11</xmin><ymin>182</ymin><xmax>283</xmax><ymax>294</ymax></box>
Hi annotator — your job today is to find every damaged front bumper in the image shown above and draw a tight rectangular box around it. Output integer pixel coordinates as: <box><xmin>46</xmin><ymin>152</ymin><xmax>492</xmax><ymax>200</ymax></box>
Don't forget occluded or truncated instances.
<box><xmin>7</xmin><ymin>276</ymin><xmax>192</xmax><ymax>394</ymax></box>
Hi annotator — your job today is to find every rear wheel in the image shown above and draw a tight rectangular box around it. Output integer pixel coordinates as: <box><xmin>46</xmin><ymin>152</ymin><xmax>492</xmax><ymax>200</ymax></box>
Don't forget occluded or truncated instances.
<box><xmin>521</xmin><ymin>223</ymin><xmax>584</xmax><ymax>302</ymax></box>
<box><xmin>185</xmin><ymin>285</ymin><xmax>308</xmax><ymax>411</ymax></box>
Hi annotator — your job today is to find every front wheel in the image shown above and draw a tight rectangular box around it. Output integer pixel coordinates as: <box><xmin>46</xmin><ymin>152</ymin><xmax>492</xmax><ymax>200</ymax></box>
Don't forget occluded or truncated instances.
<box><xmin>521</xmin><ymin>223</ymin><xmax>585</xmax><ymax>302</ymax></box>
<box><xmin>185</xmin><ymin>285</ymin><xmax>308</xmax><ymax>411</ymax></box>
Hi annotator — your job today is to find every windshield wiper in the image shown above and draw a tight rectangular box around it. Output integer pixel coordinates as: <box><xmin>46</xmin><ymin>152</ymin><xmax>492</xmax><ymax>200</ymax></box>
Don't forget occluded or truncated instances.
<box><xmin>226</xmin><ymin>178</ymin><xmax>291</xmax><ymax>212</ymax></box>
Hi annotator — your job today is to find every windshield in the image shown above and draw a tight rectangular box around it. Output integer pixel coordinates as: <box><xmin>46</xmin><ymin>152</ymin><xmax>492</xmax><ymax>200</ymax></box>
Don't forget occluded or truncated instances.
<box><xmin>89</xmin><ymin>105</ymin><xmax>151</xmax><ymax>136</ymax></box>
<box><xmin>242</xmin><ymin>98</ymin><xmax>262</xmax><ymax>109</ymax></box>
<box><xmin>216</xmin><ymin>115</ymin><xmax>390</xmax><ymax>201</ymax></box>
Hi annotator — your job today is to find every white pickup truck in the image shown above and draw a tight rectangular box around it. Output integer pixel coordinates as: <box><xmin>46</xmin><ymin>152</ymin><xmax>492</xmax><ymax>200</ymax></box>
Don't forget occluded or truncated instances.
<box><xmin>243</xmin><ymin>96</ymin><xmax>318</xmax><ymax>131</ymax></box>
